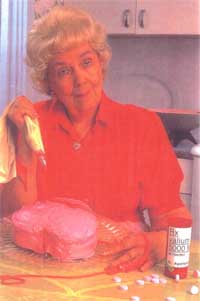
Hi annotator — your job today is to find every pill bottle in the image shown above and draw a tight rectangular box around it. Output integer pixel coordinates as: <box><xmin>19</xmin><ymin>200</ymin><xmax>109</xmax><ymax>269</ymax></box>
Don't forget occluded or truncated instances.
<box><xmin>164</xmin><ymin>218</ymin><xmax>192</xmax><ymax>279</ymax></box>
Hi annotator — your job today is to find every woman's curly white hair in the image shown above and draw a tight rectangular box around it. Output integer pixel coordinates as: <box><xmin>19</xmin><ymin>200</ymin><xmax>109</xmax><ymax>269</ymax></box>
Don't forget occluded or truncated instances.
<box><xmin>26</xmin><ymin>5</ymin><xmax>112</xmax><ymax>95</ymax></box>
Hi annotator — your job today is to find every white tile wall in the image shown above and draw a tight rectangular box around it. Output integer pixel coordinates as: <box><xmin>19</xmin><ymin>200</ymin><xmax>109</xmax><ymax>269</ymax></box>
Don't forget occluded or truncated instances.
<box><xmin>104</xmin><ymin>36</ymin><xmax>200</xmax><ymax>111</ymax></box>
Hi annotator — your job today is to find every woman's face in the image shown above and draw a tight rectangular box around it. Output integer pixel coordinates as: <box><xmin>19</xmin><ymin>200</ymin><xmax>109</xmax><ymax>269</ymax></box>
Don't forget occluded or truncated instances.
<box><xmin>48</xmin><ymin>42</ymin><xmax>104</xmax><ymax>116</ymax></box>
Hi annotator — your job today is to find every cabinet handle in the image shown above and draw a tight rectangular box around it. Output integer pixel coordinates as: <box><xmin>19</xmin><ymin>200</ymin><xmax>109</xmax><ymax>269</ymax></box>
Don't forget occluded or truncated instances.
<box><xmin>122</xmin><ymin>9</ymin><xmax>132</xmax><ymax>28</ymax></box>
<box><xmin>138</xmin><ymin>9</ymin><xmax>146</xmax><ymax>28</ymax></box>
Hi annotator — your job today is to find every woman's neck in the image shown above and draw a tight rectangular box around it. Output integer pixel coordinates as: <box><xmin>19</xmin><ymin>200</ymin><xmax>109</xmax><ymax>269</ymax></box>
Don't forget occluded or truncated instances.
<box><xmin>67</xmin><ymin>106</ymin><xmax>98</xmax><ymax>139</ymax></box>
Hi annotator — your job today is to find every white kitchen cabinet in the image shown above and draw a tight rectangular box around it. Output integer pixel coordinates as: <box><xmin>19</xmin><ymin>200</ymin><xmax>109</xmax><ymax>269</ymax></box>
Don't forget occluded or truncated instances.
<box><xmin>180</xmin><ymin>193</ymin><xmax>191</xmax><ymax>211</ymax></box>
<box><xmin>178</xmin><ymin>158</ymin><xmax>193</xmax><ymax>195</ymax></box>
<box><xmin>178</xmin><ymin>154</ymin><xmax>200</xmax><ymax>240</ymax></box>
<box><xmin>136</xmin><ymin>0</ymin><xmax>200</xmax><ymax>35</ymax></box>
<box><xmin>65</xmin><ymin>0</ymin><xmax>136</xmax><ymax>34</ymax></box>
<box><xmin>65</xmin><ymin>0</ymin><xmax>199</xmax><ymax>35</ymax></box>
<box><xmin>178</xmin><ymin>158</ymin><xmax>193</xmax><ymax>212</ymax></box>
<box><xmin>178</xmin><ymin>158</ymin><xmax>193</xmax><ymax>210</ymax></box>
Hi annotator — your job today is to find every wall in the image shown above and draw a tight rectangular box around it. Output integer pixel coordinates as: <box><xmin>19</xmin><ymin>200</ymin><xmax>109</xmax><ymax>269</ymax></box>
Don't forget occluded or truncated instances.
<box><xmin>27</xmin><ymin>36</ymin><xmax>200</xmax><ymax>112</ymax></box>
<box><xmin>104</xmin><ymin>36</ymin><xmax>200</xmax><ymax>111</ymax></box>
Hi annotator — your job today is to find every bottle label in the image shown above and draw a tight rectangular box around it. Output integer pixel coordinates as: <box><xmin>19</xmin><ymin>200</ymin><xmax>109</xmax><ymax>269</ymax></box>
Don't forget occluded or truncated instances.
<box><xmin>166</xmin><ymin>226</ymin><xmax>192</xmax><ymax>268</ymax></box>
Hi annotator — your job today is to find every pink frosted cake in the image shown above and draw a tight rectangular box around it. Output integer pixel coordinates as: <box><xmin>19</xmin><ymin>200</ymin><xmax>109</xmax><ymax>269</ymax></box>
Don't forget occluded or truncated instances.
<box><xmin>11</xmin><ymin>199</ymin><xmax>97</xmax><ymax>260</ymax></box>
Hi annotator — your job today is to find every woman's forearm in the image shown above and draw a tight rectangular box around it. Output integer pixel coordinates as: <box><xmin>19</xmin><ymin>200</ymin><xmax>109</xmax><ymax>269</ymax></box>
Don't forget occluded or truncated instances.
<box><xmin>0</xmin><ymin>136</ymin><xmax>37</xmax><ymax>217</ymax></box>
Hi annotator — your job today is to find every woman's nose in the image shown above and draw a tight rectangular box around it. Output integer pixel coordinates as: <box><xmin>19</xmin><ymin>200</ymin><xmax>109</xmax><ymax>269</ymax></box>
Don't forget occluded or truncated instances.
<box><xmin>73</xmin><ymin>67</ymin><xmax>85</xmax><ymax>86</ymax></box>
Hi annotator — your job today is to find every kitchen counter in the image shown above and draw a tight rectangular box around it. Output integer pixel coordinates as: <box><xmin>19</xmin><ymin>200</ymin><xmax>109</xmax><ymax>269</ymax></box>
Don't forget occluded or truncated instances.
<box><xmin>0</xmin><ymin>222</ymin><xmax>199</xmax><ymax>301</ymax></box>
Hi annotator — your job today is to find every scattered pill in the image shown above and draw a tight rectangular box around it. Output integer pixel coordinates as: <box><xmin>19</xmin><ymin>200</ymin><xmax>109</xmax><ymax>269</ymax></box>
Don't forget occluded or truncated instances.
<box><xmin>187</xmin><ymin>285</ymin><xmax>199</xmax><ymax>295</ymax></box>
<box><xmin>175</xmin><ymin>274</ymin><xmax>180</xmax><ymax>282</ymax></box>
<box><xmin>136</xmin><ymin>279</ymin><xmax>145</xmax><ymax>286</ymax></box>
<box><xmin>159</xmin><ymin>278</ymin><xmax>167</xmax><ymax>284</ymax></box>
<box><xmin>119</xmin><ymin>284</ymin><xmax>129</xmax><ymax>291</ymax></box>
<box><xmin>165</xmin><ymin>297</ymin><xmax>176</xmax><ymax>301</ymax></box>
<box><xmin>143</xmin><ymin>275</ymin><xmax>152</xmax><ymax>281</ymax></box>
<box><xmin>113</xmin><ymin>276</ymin><xmax>122</xmax><ymax>283</ymax></box>
<box><xmin>151</xmin><ymin>273</ymin><xmax>160</xmax><ymax>279</ymax></box>
<box><xmin>151</xmin><ymin>277</ymin><xmax>160</xmax><ymax>284</ymax></box>
<box><xmin>130</xmin><ymin>296</ymin><xmax>140</xmax><ymax>301</ymax></box>
<box><xmin>193</xmin><ymin>270</ymin><xmax>200</xmax><ymax>278</ymax></box>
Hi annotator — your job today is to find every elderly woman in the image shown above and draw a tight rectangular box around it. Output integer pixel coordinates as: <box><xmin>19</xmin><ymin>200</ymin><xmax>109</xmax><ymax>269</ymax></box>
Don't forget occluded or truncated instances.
<box><xmin>1</xmin><ymin>6</ymin><xmax>191</xmax><ymax>272</ymax></box>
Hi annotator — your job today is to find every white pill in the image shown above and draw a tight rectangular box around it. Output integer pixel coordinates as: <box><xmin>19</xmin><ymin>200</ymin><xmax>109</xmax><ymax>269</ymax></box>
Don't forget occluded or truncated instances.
<box><xmin>193</xmin><ymin>270</ymin><xmax>200</xmax><ymax>278</ymax></box>
<box><xmin>165</xmin><ymin>297</ymin><xmax>176</xmax><ymax>301</ymax></box>
<box><xmin>113</xmin><ymin>276</ymin><xmax>122</xmax><ymax>283</ymax></box>
<box><xmin>175</xmin><ymin>274</ymin><xmax>180</xmax><ymax>282</ymax></box>
<box><xmin>130</xmin><ymin>296</ymin><xmax>140</xmax><ymax>301</ymax></box>
<box><xmin>136</xmin><ymin>279</ymin><xmax>145</xmax><ymax>286</ymax></box>
<box><xmin>159</xmin><ymin>278</ymin><xmax>167</xmax><ymax>284</ymax></box>
<box><xmin>151</xmin><ymin>277</ymin><xmax>160</xmax><ymax>284</ymax></box>
<box><xmin>119</xmin><ymin>284</ymin><xmax>129</xmax><ymax>291</ymax></box>
<box><xmin>143</xmin><ymin>275</ymin><xmax>152</xmax><ymax>281</ymax></box>
<box><xmin>187</xmin><ymin>285</ymin><xmax>199</xmax><ymax>295</ymax></box>
<box><xmin>151</xmin><ymin>273</ymin><xmax>160</xmax><ymax>279</ymax></box>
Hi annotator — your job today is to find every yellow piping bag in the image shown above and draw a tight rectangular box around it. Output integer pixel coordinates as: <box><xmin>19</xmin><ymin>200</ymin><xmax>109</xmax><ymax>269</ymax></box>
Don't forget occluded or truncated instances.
<box><xmin>24</xmin><ymin>115</ymin><xmax>46</xmax><ymax>167</ymax></box>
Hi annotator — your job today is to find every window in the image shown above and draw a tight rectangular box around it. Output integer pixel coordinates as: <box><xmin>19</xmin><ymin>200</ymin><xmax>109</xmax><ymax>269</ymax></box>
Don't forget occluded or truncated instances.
<box><xmin>0</xmin><ymin>0</ymin><xmax>28</xmax><ymax>114</ymax></box>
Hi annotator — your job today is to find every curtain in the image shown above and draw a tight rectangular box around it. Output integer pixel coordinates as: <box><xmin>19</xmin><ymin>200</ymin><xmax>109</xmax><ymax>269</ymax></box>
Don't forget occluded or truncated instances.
<box><xmin>0</xmin><ymin>0</ymin><xmax>28</xmax><ymax>114</ymax></box>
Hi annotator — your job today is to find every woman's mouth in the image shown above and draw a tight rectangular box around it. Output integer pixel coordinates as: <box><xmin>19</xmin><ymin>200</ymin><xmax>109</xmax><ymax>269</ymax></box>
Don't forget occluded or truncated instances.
<box><xmin>74</xmin><ymin>90</ymin><xmax>90</xmax><ymax>97</ymax></box>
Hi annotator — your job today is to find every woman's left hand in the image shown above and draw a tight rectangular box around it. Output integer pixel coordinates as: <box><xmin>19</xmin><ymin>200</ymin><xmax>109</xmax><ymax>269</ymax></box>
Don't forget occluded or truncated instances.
<box><xmin>102</xmin><ymin>231</ymin><xmax>167</xmax><ymax>274</ymax></box>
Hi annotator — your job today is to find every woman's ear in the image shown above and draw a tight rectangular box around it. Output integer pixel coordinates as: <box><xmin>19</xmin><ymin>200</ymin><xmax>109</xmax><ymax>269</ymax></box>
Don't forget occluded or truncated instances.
<box><xmin>99</xmin><ymin>60</ymin><xmax>105</xmax><ymax>80</ymax></box>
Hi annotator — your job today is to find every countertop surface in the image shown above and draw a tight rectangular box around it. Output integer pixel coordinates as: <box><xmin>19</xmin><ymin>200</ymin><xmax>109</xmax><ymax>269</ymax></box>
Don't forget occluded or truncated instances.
<box><xmin>0</xmin><ymin>222</ymin><xmax>199</xmax><ymax>301</ymax></box>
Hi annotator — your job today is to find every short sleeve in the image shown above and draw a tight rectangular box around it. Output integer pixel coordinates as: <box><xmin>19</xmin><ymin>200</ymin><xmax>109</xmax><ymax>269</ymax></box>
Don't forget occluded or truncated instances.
<box><xmin>138</xmin><ymin>111</ymin><xmax>185</xmax><ymax>220</ymax></box>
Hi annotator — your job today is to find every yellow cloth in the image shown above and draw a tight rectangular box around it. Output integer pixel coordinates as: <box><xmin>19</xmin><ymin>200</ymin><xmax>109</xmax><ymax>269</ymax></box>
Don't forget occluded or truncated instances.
<box><xmin>0</xmin><ymin>102</ymin><xmax>45</xmax><ymax>184</ymax></box>
<box><xmin>0</xmin><ymin>102</ymin><xmax>16</xmax><ymax>183</ymax></box>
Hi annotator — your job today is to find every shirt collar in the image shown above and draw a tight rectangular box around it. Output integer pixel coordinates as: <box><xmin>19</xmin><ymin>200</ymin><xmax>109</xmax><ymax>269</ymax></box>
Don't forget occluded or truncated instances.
<box><xmin>48</xmin><ymin>98</ymin><xmax>72</xmax><ymax>132</ymax></box>
<box><xmin>47</xmin><ymin>90</ymin><xmax>115</xmax><ymax>130</ymax></box>
<box><xmin>95</xmin><ymin>91</ymin><xmax>115</xmax><ymax>126</ymax></box>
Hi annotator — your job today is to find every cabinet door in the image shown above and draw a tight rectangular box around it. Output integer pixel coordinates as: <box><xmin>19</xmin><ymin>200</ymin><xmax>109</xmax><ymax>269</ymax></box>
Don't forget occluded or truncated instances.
<box><xmin>136</xmin><ymin>0</ymin><xmax>200</xmax><ymax>35</ymax></box>
<box><xmin>65</xmin><ymin>0</ymin><xmax>136</xmax><ymax>34</ymax></box>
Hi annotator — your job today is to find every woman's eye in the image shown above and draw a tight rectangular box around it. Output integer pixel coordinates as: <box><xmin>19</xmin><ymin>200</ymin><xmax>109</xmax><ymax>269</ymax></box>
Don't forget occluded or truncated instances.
<box><xmin>57</xmin><ymin>67</ymin><xmax>72</xmax><ymax>76</ymax></box>
<box><xmin>82</xmin><ymin>58</ymin><xmax>92</xmax><ymax>67</ymax></box>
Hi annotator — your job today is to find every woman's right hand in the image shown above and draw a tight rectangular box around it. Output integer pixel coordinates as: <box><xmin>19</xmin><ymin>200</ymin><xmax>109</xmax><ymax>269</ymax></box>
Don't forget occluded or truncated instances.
<box><xmin>2</xmin><ymin>97</ymin><xmax>39</xmax><ymax>211</ymax></box>
<box><xmin>6</xmin><ymin>96</ymin><xmax>39</xmax><ymax>163</ymax></box>
<box><xmin>7</xmin><ymin>96</ymin><xmax>38</xmax><ymax>131</ymax></box>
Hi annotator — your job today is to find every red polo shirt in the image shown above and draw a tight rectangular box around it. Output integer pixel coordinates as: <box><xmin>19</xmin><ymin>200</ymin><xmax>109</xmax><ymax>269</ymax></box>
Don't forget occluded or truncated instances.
<box><xmin>33</xmin><ymin>92</ymin><xmax>184</xmax><ymax>223</ymax></box>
